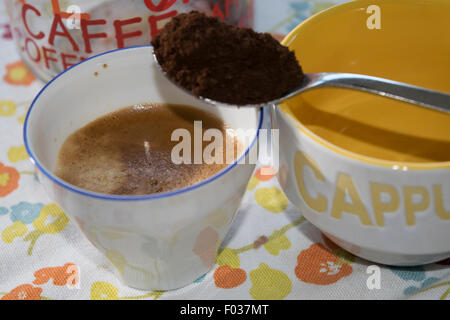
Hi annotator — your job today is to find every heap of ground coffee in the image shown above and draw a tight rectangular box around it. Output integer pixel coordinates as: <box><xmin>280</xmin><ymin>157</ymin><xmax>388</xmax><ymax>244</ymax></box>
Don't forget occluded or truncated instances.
<box><xmin>152</xmin><ymin>11</ymin><xmax>304</xmax><ymax>105</ymax></box>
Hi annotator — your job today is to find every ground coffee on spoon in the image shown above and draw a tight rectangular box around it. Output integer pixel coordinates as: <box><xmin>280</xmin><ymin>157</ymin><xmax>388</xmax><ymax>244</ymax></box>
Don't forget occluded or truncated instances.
<box><xmin>152</xmin><ymin>11</ymin><xmax>304</xmax><ymax>105</ymax></box>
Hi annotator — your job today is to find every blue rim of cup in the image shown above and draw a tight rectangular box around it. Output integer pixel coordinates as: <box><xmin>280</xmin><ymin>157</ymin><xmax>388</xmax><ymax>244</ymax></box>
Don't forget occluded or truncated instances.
<box><xmin>23</xmin><ymin>45</ymin><xmax>264</xmax><ymax>202</ymax></box>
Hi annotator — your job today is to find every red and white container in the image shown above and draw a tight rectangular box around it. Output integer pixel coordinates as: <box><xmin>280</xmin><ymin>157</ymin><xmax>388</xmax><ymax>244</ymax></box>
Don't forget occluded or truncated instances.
<box><xmin>6</xmin><ymin>0</ymin><xmax>254</xmax><ymax>82</ymax></box>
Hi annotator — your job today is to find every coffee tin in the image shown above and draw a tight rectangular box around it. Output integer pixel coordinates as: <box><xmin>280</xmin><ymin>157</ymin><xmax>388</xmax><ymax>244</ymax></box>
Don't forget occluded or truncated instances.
<box><xmin>5</xmin><ymin>0</ymin><xmax>254</xmax><ymax>82</ymax></box>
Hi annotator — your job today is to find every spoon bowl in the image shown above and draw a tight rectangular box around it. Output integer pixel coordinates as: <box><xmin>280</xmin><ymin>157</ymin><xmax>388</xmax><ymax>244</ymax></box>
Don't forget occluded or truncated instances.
<box><xmin>153</xmin><ymin>49</ymin><xmax>450</xmax><ymax>114</ymax></box>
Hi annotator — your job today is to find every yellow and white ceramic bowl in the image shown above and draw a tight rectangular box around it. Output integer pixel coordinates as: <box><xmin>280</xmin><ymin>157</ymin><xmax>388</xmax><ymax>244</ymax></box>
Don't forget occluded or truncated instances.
<box><xmin>273</xmin><ymin>0</ymin><xmax>450</xmax><ymax>266</ymax></box>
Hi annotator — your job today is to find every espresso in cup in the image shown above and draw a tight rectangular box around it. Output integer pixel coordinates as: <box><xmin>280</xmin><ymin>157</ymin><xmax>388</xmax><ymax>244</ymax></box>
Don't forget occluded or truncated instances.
<box><xmin>54</xmin><ymin>103</ymin><xmax>242</xmax><ymax>195</ymax></box>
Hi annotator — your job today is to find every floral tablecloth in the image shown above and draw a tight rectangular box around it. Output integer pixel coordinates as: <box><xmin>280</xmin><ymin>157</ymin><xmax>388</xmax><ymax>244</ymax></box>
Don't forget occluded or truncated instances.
<box><xmin>1</xmin><ymin>0</ymin><xmax>450</xmax><ymax>300</ymax></box>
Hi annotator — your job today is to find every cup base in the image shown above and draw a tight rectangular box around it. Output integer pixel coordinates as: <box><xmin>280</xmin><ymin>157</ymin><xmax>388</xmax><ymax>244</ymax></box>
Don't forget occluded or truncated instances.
<box><xmin>323</xmin><ymin>232</ymin><xmax>450</xmax><ymax>267</ymax></box>
<box><xmin>117</xmin><ymin>268</ymin><xmax>211</xmax><ymax>292</ymax></box>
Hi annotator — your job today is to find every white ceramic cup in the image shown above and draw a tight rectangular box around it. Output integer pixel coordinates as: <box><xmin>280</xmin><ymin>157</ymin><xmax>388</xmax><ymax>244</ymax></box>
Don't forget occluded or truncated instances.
<box><xmin>24</xmin><ymin>46</ymin><xmax>262</xmax><ymax>290</ymax></box>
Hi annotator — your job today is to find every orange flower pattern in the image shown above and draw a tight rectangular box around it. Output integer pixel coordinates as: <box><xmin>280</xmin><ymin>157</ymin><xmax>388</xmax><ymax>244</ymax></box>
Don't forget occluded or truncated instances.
<box><xmin>0</xmin><ymin>162</ymin><xmax>20</xmax><ymax>197</ymax></box>
<box><xmin>0</xmin><ymin>263</ymin><xmax>81</xmax><ymax>300</ymax></box>
<box><xmin>214</xmin><ymin>265</ymin><xmax>247</xmax><ymax>289</ymax></box>
<box><xmin>33</xmin><ymin>263</ymin><xmax>79</xmax><ymax>287</ymax></box>
<box><xmin>1</xmin><ymin>284</ymin><xmax>42</xmax><ymax>300</ymax></box>
<box><xmin>3</xmin><ymin>61</ymin><xmax>35</xmax><ymax>86</ymax></box>
<box><xmin>295</xmin><ymin>243</ymin><xmax>353</xmax><ymax>285</ymax></box>
<box><xmin>254</xmin><ymin>166</ymin><xmax>276</xmax><ymax>181</ymax></box>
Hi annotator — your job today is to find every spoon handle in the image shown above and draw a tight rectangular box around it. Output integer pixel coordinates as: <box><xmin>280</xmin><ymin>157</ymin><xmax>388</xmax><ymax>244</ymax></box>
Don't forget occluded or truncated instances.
<box><xmin>304</xmin><ymin>72</ymin><xmax>450</xmax><ymax>114</ymax></box>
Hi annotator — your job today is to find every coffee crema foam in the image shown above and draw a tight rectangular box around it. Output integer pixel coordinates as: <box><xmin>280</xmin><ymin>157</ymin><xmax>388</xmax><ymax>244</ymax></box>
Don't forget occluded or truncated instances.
<box><xmin>54</xmin><ymin>103</ymin><xmax>242</xmax><ymax>195</ymax></box>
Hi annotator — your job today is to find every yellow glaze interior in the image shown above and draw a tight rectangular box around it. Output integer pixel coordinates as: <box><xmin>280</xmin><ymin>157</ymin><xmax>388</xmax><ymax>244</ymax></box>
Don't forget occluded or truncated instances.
<box><xmin>281</xmin><ymin>0</ymin><xmax>450</xmax><ymax>168</ymax></box>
